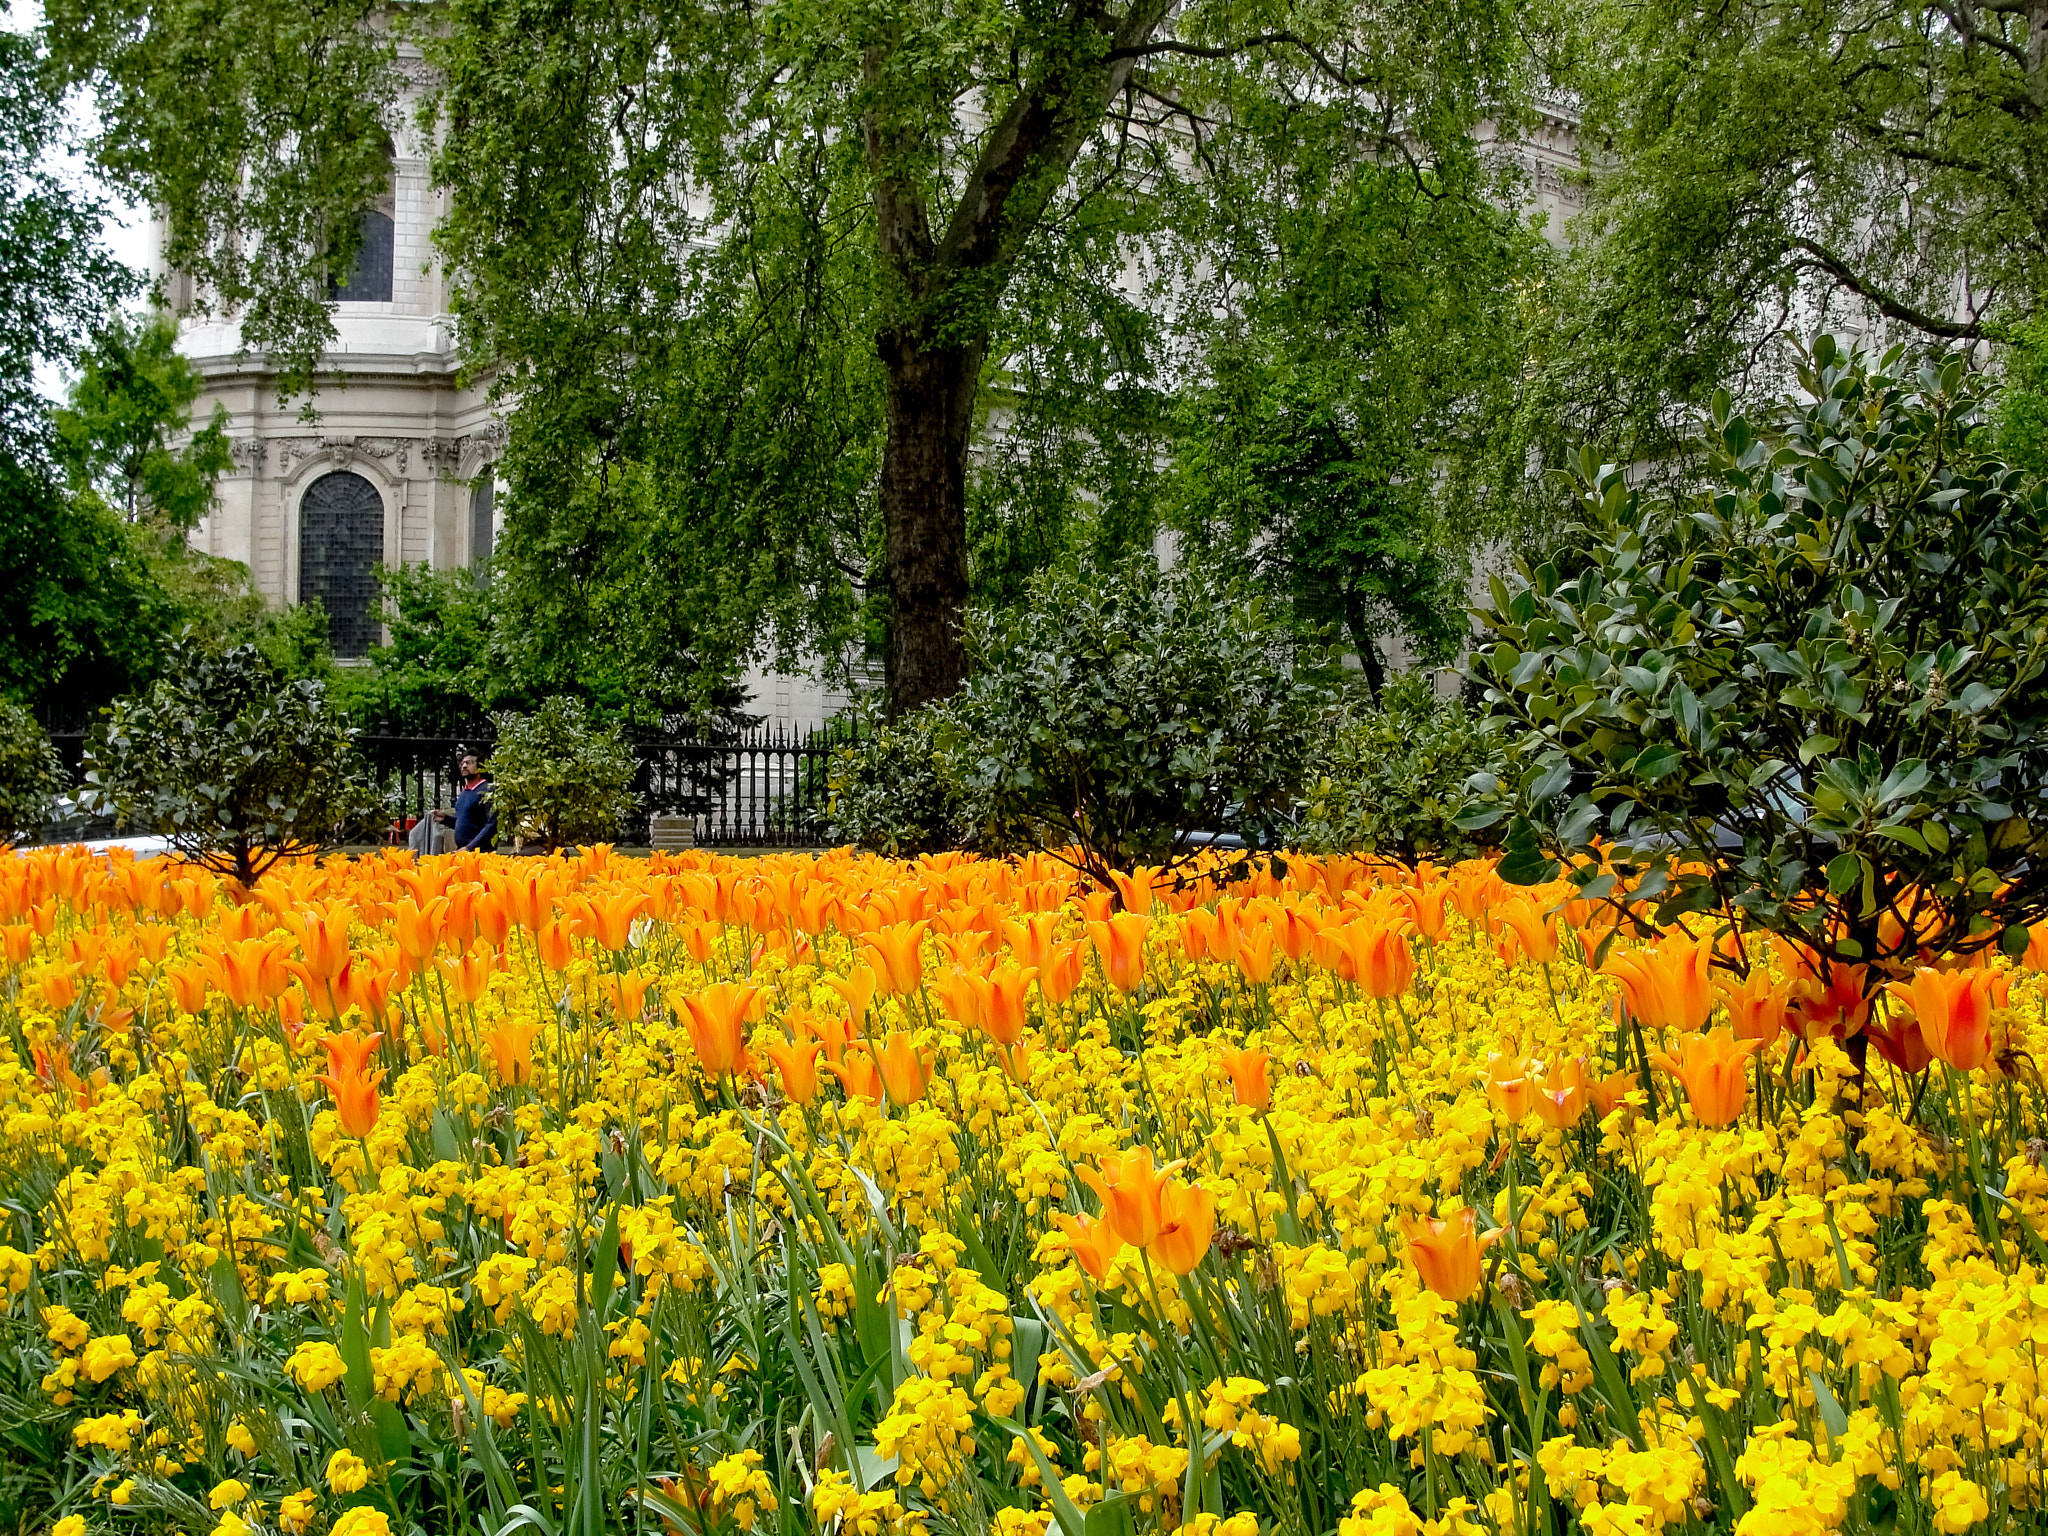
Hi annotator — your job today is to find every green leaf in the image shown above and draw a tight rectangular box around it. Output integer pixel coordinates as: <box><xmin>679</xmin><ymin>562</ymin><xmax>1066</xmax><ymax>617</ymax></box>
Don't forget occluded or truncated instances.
<box><xmin>1825</xmin><ymin>853</ymin><xmax>1862</xmax><ymax>896</ymax></box>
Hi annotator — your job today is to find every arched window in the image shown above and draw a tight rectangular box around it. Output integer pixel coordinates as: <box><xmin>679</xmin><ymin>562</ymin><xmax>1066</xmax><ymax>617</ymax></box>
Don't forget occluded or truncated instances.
<box><xmin>299</xmin><ymin>471</ymin><xmax>385</xmax><ymax>657</ymax></box>
<box><xmin>470</xmin><ymin>469</ymin><xmax>495</xmax><ymax>571</ymax></box>
<box><xmin>329</xmin><ymin>209</ymin><xmax>395</xmax><ymax>303</ymax></box>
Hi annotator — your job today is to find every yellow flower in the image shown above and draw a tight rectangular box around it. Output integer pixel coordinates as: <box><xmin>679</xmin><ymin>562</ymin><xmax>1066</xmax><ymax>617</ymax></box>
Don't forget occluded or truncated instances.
<box><xmin>52</xmin><ymin>1517</ymin><xmax>88</xmax><ymax>1536</ymax></box>
<box><xmin>208</xmin><ymin>1479</ymin><xmax>249</xmax><ymax>1510</ymax></box>
<box><xmin>331</xmin><ymin>1511</ymin><xmax>392</xmax><ymax>1536</ymax></box>
<box><xmin>79</xmin><ymin>1334</ymin><xmax>136</xmax><ymax>1383</ymax></box>
<box><xmin>326</xmin><ymin>1448</ymin><xmax>372</xmax><ymax>1495</ymax></box>
<box><xmin>278</xmin><ymin>1489</ymin><xmax>317</xmax><ymax>1535</ymax></box>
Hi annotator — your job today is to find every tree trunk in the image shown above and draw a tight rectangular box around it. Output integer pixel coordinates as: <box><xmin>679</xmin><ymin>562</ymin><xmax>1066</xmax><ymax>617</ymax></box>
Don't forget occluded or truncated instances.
<box><xmin>879</xmin><ymin>328</ymin><xmax>981</xmax><ymax>717</ymax></box>
<box><xmin>1342</xmin><ymin>592</ymin><xmax>1386</xmax><ymax>706</ymax></box>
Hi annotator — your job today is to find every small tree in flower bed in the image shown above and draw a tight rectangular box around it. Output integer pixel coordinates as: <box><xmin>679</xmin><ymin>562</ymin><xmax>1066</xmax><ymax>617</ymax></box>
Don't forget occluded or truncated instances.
<box><xmin>1469</xmin><ymin>338</ymin><xmax>2048</xmax><ymax>976</ymax></box>
<box><xmin>80</xmin><ymin>639</ymin><xmax>376</xmax><ymax>886</ymax></box>
<box><xmin>488</xmin><ymin>695</ymin><xmax>638</xmax><ymax>853</ymax></box>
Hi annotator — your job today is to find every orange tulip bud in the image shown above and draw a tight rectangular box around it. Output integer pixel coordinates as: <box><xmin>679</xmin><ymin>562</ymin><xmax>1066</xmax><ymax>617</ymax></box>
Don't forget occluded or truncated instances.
<box><xmin>534</xmin><ymin>920</ymin><xmax>577</xmax><ymax>972</ymax></box>
<box><xmin>1087</xmin><ymin>912</ymin><xmax>1151</xmax><ymax>993</ymax></box>
<box><xmin>825</xmin><ymin>1050</ymin><xmax>887</xmax><ymax>1107</ymax></box>
<box><xmin>862</xmin><ymin>921</ymin><xmax>930</xmax><ymax>995</ymax></box>
<box><xmin>670</xmin><ymin>981</ymin><xmax>763</xmax><ymax>1078</ymax></box>
<box><xmin>980</xmin><ymin>962</ymin><xmax>1037</xmax><ymax>1047</ymax></box>
<box><xmin>762</xmin><ymin>1037</ymin><xmax>823</xmax><ymax>1105</ymax></box>
<box><xmin>1400</xmin><ymin>1208</ymin><xmax>1500</xmax><ymax>1303</ymax></box>
<box><xmin>1233</xmin><ymin>923</ymin><xmax>1278</xmax><ymax>985</ymax></box>
<box><xmin>482</xmin><ymin>1020</ymin><xmax>543</xmax><ymax>1086</ymax></box>
<box><xmin>1054</xmin><ymin>1211</ymin><xmax>1123</xmax><ymax>1282</ymax></box>
<box><xmin>1497</xmin><ymin>899</ymin><xmax>1560</xmax><ymax>965</ymax></box>
<box><xmin>1151</xmin><ymin>1180</ymin><xmax>1216</xmax><ymax>1276</ymax></box>
<box><xmin>868</xmin><ymin>1032</ymin><xmax>935</xmax><ymax>1107</ymax></box>
<box><xmin>1649</xmin><ymin>1028</ymin><xmax>1761</xmax><ymax>1127</ymax></box>
<box><xmin>319</xmin><ymin>1064</ymin><xmax>385</xmax><ymax>1138</ymax></box>
<box><xmin>826</xmin><ymin>966</ymin><xmax>879</xmax><ymax>1031</ymax></box>
<box><xmin>1217</xmin><ymin>1044</ymin><xmax>1271</xmax><ymax>1111</ymax></box>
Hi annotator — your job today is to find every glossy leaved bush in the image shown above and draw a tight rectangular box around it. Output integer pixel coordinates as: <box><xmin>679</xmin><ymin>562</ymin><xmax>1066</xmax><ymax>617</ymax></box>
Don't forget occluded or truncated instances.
<box><xmin>0</xmin><ymin>699</ymin><xmax>65</xmax><ymax>845</ymax></box>
<box><xmin>78</xmin><ymin>641</ymin><xmax>376</xmax><ymax>886</ymax></box>
<box><xmin>1470</xmin><ymin>339</ymin><xmax>2048</xmax><ymax>974</ymax></box>
<box><xmin>488</xmin><ymin>695</ymin><xmax>638</xmax><ymax>854</ymax></box>
<box><xmin>948</xmin><ymin>561</ymin><xmax>1334</xmax><ymax>887</ymax></box>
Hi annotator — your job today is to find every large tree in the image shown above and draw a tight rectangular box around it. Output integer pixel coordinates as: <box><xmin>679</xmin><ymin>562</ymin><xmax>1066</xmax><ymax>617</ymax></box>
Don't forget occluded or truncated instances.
<box><xmin>1541</xmin><ymin>0</ymin><xmax>2048</xmax><ymax>464</ymax></box>
<box><xmin>46</xmin><ymin>0</ymin><xmax>1537</xmax><ymax>715</ymax></box>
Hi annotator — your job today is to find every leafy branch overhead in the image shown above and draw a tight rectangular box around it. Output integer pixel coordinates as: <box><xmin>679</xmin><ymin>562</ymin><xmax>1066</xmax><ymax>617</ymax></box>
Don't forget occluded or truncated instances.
<box><xmin>1469</xmin><ymin>338</ymin><xmax>2048</xmax><ymax>975</ymax></box>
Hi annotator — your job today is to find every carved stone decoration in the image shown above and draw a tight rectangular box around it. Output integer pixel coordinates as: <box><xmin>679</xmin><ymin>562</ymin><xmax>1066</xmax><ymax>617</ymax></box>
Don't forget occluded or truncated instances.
<box><xmin>228</xmin><ymin>438</ymin><xmax>267</xmax><ymax>472</ymax></box>
<box><xmin>272</xmin><ymin>437</ymin><xmax>323</xmax><ymax>477</ymax></box>
<box><xmin>419</xmin><ymin>438</ymin><xmax>462</xmax><ymax>470</ymax></box>
<box><xmin>322</xmin><ymin>435</ymin><xmax>361</xmax><ymax>470</ymax></box>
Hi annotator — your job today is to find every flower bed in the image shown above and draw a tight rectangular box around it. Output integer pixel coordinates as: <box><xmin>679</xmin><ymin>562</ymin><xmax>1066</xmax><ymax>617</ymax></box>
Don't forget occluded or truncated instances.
<box><xmin>0</xmin><ymin>844</ymin><xmax>2038</xmax><ymax>1536</ymax></box>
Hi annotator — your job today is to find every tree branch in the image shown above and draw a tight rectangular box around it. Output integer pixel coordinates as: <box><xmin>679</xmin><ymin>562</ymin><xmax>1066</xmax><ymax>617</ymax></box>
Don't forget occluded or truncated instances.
<box><xmin>1107</xmin><ymin>28</ymin><xmax>1378</xmax><ymax>91</ymax></box>
<box><xmin>1788</xmin><ymin>237</ymin><xmax>1984</xmax><ymax>339</ymax></box>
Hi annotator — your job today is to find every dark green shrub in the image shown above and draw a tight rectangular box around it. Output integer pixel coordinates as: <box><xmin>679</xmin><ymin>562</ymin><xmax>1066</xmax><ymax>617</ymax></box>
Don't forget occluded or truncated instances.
<box><xmin>489</xmin><ymin>696</ymin><xmax>639</xmax><ymax>852</ymax></box>
<box><xmin>0</xmin><ymin>700</ymin><xmax>64</xmax><ymax>844</ymax></box>
<box><xmin>1296</xmin><ymin>673</ymin><xmax>1507</xmax><ymax>861</ymax></box>
<box><xmin>827</xmin><ymin>710</ymin><xmax>971</xmax><ymax>857</ymax></box>
<box><xmin>949</xmin><ymin>559</ymin><xmax>1334</xmax><ymax>883</ymax></box>
<box><xmin>1469</xmin><ymin>338</ymin><xmax>2048</xmax><ymax>971</ymax></box>
<box><xmin>79</xmin><ymin>640</ymin><xmax>377</xmax><ymax>885</ymax></box>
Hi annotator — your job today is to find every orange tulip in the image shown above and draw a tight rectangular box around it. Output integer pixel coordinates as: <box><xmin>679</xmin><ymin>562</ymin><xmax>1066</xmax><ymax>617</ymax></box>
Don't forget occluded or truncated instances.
<box><xmin>1039</xmin><ymin>943</ymin><xmax>1087</xmax><ymax>1007</ymax></box>
<box><xmin>1151</xmin><ymin>1180</ymin><xmax>1216</xmax><ymax>1276</ymax></box>
<box><xmin>163</xmin><ymin>961</ymin><xmax>212</xmax><ymax>1015</ymax></box>
<box><xmin>483</xmin><ymin>1020</ymin><xmax>543</xmax><ymax>1086</ymax></box>
<box><xmin>391</xmin><ymin>897</ymin><xmax>447</xmax><ymax>962</ymax></box>
<box><xmin>597</xmin><ymin>970</ymin><xmax>655</xmax><ymax>1020</ymax></box>
<box><xmin>1886</xmin><ymin>966</ymin><xmax>1996</xmax><ymax>1072</ymax></box>
<box><xmin>1483</xmin><ymin>1051</ymin><xmax>1540</xmax><ymax>1121</ymax></box>
<box><xmin>2024</xmin><ymin>923</ymin><xmax>2048</xmax><ymax>974</ymax></box>
<box><xmin>1587</xmin><ymin>1068</ymin><xmax>1638</xmax><ymax>1118</ymax></box>
<box><xmin>1233</xmin><ymin>924</ymin><xmax>1278</xmax><ymax>985</ymax></box>
<box><xmin>1002</xmin><ymin>913</ymin><xmax>1062</xmax><ymax>971</ymax></box>
<box><xmin>35</xmin><ymin>962</ymin><xmax>79</xmax><ymax>1011</ymax></box>
<box><xmin>826</xmin><ymin>966</ymin><xmax>879</xmax><ymax>1031</ymax></box>
<box><xmin>471</xmin><ymin>891</ymin><xmax>513</xmax><ymax>952</ymax></box>
<box><xmin>1496</xmin><ymin>899</ymin><xmax>1560</xmax><ymax>966</ymax></box>
<box><xmin>1402</xmin><ymin>881</ymin><xmax>1454</xmax><ymax>943</ymax></box>
<box><xmin>1785</xmin><ymin>950</ymin><xmax>1872</xmax><ymax>1040</ymax></box>
<box><xmin>762</xmin><ymin>1037</ymin><xmax>824</xmax><ymax>1105</ymax></box>
<box><xmin>1622</xmin><ymin>937</ymin><xmax>1716</xmax><ymax>1032</ymax></box>
<box><xmin>1180</xmin><ymin>908</ymin><xmax>1222</xmax><ymax>962</ymax></box>
<box><xmin>670</xmin><ymin>982</ymin><xmax>763</xmax><ymax>1077</ymax></box>
<box><xmin>1532</xmin><ymin>1057</ymin><xmax>1588</xmax><ymax>1129</ymax></box>
<box><xmin>320</xmin><ymin>1063</ymin><xmax>385</xmax><ymax>1138</ymax></box>
<box><xmin>282</xmin><ymin>902</ymin><xmax>355</xmax><ymax>984</ymax></box>
<box><xmin>1055</xmin><ymin>1211</ymin><xmax>1124</xmax><ymax>1281</ymax></box>
<box><xmin>584</xmin><ymin>891</ymin><xmax>650</xmax><ymax>952</ymax></box>
<box><xmin>1273</xmin><ymin>905</ymin><xmax>1324</xmax><ymax>962</ymax></box>
<box><xmin>534</xmin><ymin>920</ymin><xmax>577</xmax><ymax>972</ymax></box>
<box><xmin>437</xmin><ymin>950</ymin><xmax>496</xmax><ymax>1006</ymax></box>
<box><xmin>1718</xmin><ymin>968</ymin><xmax>1789</xmax><ymax>1049</ymax></box>
<box><xmin>1087</xmin><ymin>912</ymin><xmax>1151</xmax><ymax>993</ymax></box>
<box><xmin>980</xmin><ymin>962</ymin><xmax>1038</xmax><ymax>1047</ymax></box>
<box><xmin>1109</xmin><ymin>868</ymin><xmax>1159</xmax><ymax>915</ymax></box>
<box><xmin>1356</xmin><ymin>922</ymin><xmax>1416</xmax><ymax>1000</ymax></box>
<box><xmin>997</xmin><ymin>1037</ymin><xmax>1037</xmax><ymax>1084</ymax></box>
<box><xmin>826</xmin><ymin>1050</ymin><xmax>887</xmax><ymax>1107</ymax></box>
<box><xmin>867</xmin><ymin>1032</ymin><xmax>935</xmax><ymax>1107</ymax></box>
<box><xmin>807</xmin><ymin>1010</ymin><xmax>856</xmax><ymax>1066</ymax></box>
<box><xmin>1217</xmin><ymin>1044</ymin><xmax>1271</xmax><ymax>1111</ymax></box>
<box><xmin>862</xmin><ymin>921</ymin><xmax>931</xmax><ymax>995</ymax></box>
<box><xmin>210</xmin><ymin>938</ymin><xmax>291</xmax><ymax>1008</ymax></box>
<box><xmin>1076</xmin><ymin>1147</ymin><xmax>1183</xmax><ymax>1249</ymax></box>
<box><xmin>1863</xmin><ymin>1011</ymin><xmax>1936</xmax><ymax>1075</ymax></box>
<box><xmin>321</xmin><ymin>1029</ymin><xmax>384</xmax><ymax>1080</ymax></box>
<box><xmin>1401</xmin><ymin>1208</ymin><xmax>1500</xmax><ymax>1303</ymax></box>
<box><xmin>931</xmin><ymin>967</ymin><xmax>989</xmax><ymax>1032</ymax></box>
<box><xmin>1649</xmin><ymin>1029</ymin><xmax>1761</xmax><ymax>1127</ymax></box>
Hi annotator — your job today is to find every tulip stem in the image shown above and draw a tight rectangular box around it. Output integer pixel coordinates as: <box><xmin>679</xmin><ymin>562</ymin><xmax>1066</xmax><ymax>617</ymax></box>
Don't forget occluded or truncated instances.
<box><xmin>1952</xmin><ymin>1066</ymin><xmax>2006</xmax><ymax>1263</ymax></box>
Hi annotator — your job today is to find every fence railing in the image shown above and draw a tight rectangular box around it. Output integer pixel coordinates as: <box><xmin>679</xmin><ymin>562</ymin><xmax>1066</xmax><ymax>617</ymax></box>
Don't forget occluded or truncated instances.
<box><xmin>45</xmin><ymin>723</ymin><xmax>856</xmax><ymax>850</ymax></box>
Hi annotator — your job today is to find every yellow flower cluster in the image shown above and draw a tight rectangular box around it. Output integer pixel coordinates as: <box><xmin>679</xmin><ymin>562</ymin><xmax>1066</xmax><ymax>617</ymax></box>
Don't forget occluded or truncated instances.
<box><xmin>3</xmin><ymin>839</ymin><xmax>2046</xmax><ymax>1536</ymax></box>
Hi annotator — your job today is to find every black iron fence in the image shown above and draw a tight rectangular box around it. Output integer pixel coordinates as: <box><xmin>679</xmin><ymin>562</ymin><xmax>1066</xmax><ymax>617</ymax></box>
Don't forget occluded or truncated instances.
<box><xmin>45</xmin><ymin>723</ymin><xmax>856</xmax><ymax>849</ymax></box>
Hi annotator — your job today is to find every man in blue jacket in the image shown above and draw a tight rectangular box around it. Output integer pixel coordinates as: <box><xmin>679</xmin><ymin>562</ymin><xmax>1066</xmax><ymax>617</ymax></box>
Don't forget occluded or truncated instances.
<box><xmin>451</xmin><ymin>748</ymin><xmax>498</xmax><ymax>852</ymax></box>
